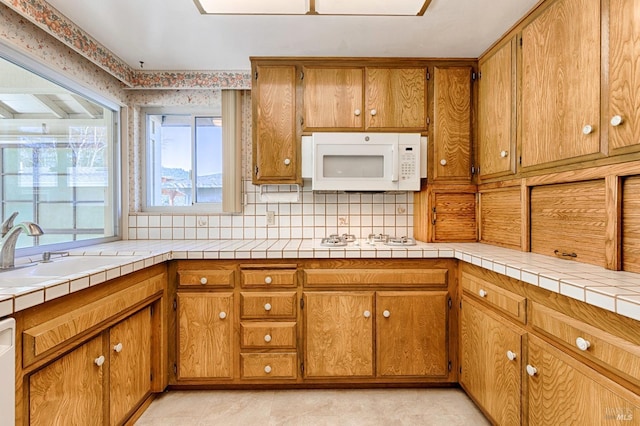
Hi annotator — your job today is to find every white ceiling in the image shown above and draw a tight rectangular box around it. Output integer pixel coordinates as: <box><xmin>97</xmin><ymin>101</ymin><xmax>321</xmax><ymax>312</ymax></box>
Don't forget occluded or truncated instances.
<box><xmin>44</xmin><ymin>0</ymin><xmax>538</xmax><ymax>71</ymax></box>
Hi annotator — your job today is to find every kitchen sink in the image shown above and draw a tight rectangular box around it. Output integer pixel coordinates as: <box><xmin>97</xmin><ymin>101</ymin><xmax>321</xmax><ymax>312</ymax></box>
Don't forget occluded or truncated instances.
<box><xmin>0</xmin><ymin>255</ymin><xmax>144</xmax><ymax>279</ymax></box>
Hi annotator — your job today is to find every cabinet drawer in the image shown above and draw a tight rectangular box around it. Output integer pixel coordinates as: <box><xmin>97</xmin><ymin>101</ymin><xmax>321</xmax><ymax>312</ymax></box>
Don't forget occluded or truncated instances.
<box><xmin>240</xmin><ymin>353</ymin><xmax>298</xmax><ymax>379</ymax></box>
<box><xmin>461</xmin><ymin>271</ymin><xmax>526</xmax><ymax>324</ymax></box>
<box><xmin>241</xmin><ymin>322</ymin><xmax>297</xmax><ymax>349</ymax></box>
<box><xmin>531</xmin><ymin>302</ymin><xmax>640</xmax><ymax>387</ymax></box>
<box><xmin>178</xmin><ymin>270</ymin><xmax>234</xmax><ymax>288</ymax></box>
<box><xmin>240</xmin><ymin>292</ymin><xmax>297</xmax><ymax>319</ymax></box>
<box><xmin>304</xmin><ymin>269</ymin><xmax>447</xmax><ymax>288</ymax></box>
<box><xmin>241</xmin><ymin>269</ymin><xmax>297</xmax><ymax>288</ymax></box>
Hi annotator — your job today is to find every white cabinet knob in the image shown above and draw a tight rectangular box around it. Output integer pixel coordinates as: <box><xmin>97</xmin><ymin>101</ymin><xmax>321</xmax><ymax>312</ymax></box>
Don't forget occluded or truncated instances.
<box><xmin>526</xmin><ymin>364</ymin><xmax>538</xmax><ymax>377</ymax></box>
<box><xmin>219</xmin><ymin>311</ymin><xmax>227</xmax><ymax>319</ymax></box>
<box><xmin>264</xmin><ymin>303</ymin><xmax>272</xmax><ymax>311</ymax></box>
<box><xmin>284</xmin><ymin>158</ymin><xmax>291</xmax><ymax>166</ymax></box>
<box><xmin>383</xmin><ymin>310</ymin><xmax>391</xmax><ymax>318</ymax></box>
<box><xmin>611</xmin><ymin>115</ymin><xmax>624</xmax><ymax>126</ymax></box>
<box><xmin>113</xmin><ymin>343</ymin><xmax>123</xmax><ymax>353</ymax></box>
<box><xmin>440</xmin><ymin>159</ymin><xmax>447</xmax><ymax>166</ymax></box>
<box><xmin>506</xmin><ymin>350</ymin><xmax>517</xmax><ymax>361</ymax></box>
<box><xmin>264</xmin><ymin>365</ymin><xmax>272</xmax><ymax>374</ymax></box>
<box><xmin>576</xmin><ymin>337</ymin><xmax>591</xmax><ymax>351</ymax></box>
<box><xmin>370</xmin><ymin>109</ymin><xmax>377</xmax><ymax>116</ymax></box>
<box><xmin>354</xmin><ymin>109</ymin><xmax>361</xmax><ymax>116</ymax></box>
<box><xmin>363</xmin><ymin>310</ymin><xmax>371</xmax><ymax>318</ymax></box>
<box><xmin>478</xmin><ymin>289</ymin><xmax>487</xmax><ymax>298</ymax></box>
<box><xmin>264</xmin><ymin>276</ymin><xmax>272</xmax><ymax>284</ymax></box>
<box><xmin>500</xmin><ymin>150</ymin><xmax>508</xmax><ymax>158</ymax></box>
<box><xmin>264</xmin><ymin>334</ymin><xmax>272</xmax><ymax>343</ymax></box>
<box><xmin>582</xmin><ymin>124</ymin><xmax>594</xmax><ymax>135</ymax></box>
<box><xmin>200</xmin><ymin>277</ymin><xmax>208</xmax><ymax>285</ymax></box>
<box><xmin>94</xmin><ymin>355</ymin><xmax>105</xmax><ymax>367</ymax></box>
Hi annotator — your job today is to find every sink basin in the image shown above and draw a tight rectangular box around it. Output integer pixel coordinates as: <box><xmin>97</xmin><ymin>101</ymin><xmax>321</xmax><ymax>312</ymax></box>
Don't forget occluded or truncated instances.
<box><xmin>0</xmin><ymin>255</ymin><xmax>144</xmax><ymax>279</ymax></box>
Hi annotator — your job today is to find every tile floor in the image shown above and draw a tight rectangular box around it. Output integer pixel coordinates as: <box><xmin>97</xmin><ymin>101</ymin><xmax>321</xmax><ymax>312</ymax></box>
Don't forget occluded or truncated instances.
<box><xmin>135</xmin><ymin>388</ymin><xmax>490</xmax><ymax>425</ymax></box>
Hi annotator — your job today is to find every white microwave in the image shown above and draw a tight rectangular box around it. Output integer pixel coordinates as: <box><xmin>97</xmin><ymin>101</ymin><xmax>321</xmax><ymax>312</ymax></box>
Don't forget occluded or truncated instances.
<box><xmin>302</xmin><ymin>132</ymin><xmax>426</xmax><ymax>192</ymax></box>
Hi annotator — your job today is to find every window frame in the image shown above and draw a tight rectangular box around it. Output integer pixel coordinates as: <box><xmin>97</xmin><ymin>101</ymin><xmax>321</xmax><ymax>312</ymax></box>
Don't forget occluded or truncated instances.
<box><xmin>142</xmin><ymin>107</ymin><xmax>224</xmax><ymax>214</ymax></box>
<box><xmin>0</xmin><ymin>42</ymin><xmax>122</xmax><ymax>257</ymax></box>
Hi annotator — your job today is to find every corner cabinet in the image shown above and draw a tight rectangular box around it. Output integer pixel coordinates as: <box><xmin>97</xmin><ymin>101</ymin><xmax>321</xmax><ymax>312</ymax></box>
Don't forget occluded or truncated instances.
<box><xmin>520</xmin><ymin>0</ymin><xmax>602</xmax><ymax>168</ymax></box>
<box><xmin>251</xmin><ymin>64</ymin><xmax>299</xmax><ymax>184</ymax></box>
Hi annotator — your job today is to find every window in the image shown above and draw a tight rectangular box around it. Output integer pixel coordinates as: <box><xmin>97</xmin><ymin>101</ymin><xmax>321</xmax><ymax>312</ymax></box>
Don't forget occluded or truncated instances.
<box><xmin>143</xmin><ymin>91</ymin><xmax>242</xmax><ymax>213</ymax></box>
<box><xmin>0</xmin><ymin>51</ymin><xmax>119</xmax><ymax>253</ymax></box>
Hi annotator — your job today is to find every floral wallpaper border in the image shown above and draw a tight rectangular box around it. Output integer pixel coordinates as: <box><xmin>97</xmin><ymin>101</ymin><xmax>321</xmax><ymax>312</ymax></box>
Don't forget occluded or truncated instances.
<box><xmin>1</xmin><ymin>0</ymin><xmax>252</xmax><ymax>89</ymax></box>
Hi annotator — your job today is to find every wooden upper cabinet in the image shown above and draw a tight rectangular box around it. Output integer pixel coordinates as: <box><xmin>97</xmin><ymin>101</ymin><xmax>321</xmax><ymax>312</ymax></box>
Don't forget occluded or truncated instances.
<box><xmin>432</xmin><ymin>66</ymin><xmax>472</xmax><ymax>182</ymax></box>
<box><xmin>609</xmin><ymin>0</ymin><xmax>640</xmax><ymax>154</ymax></box>
<box><xmin>252</xmin><ymin>64</ymin><xmax>299</xmax><ymax>184</ymax></box>
<box><xmin>478</xmin><ymin>40</ymin><xmax>516</xmax><ymax>178</ymax></box>
<box><xmin>365</xmin><ymin>67</ymin><xmax>427</xmax><ymax>131</ymax></box>
<box><xmin>521</xmin><ymin>0</ymin><xmax>602</xmax><ymax>168</ymax></box>
<box><xmin>431</xmin><ymin>189</ymin><xmax>477</xmax><ymax>242</ymax></box>
<box><xmin>302</xmin><ymin>67</ymin><xmax>364</xmax><ymax>130</ymax></box>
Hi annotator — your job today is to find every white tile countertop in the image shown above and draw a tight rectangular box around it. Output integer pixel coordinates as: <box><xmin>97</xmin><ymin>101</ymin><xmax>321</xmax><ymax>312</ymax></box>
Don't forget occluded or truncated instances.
<box><xmin>0</xmin><ymin>240</ymin><xmax>639</xmax><ymax>323</ymax></box>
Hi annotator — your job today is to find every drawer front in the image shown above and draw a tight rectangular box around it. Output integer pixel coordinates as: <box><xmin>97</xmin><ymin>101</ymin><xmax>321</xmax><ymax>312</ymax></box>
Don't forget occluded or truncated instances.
<box><xmin>240</xmin><ymin>292</ymin><xmax>297</xmax><ymax>319</ymax></box>
<box><xmin>304</xmin><ymin>268</ymin><xmax>447</xmax><ymax>288</ymax></box>
<box><xmin>241</xmin><ymin>322</ymin><xmax>297</xmax><ymax>349</ymax></box>
<box><xmin>240</xmin><ymin>353</ymin><xmax>298</xmax><ymax>379</ymax></box>
<box><xmin>178</xmin><ymin>270</ymin><xmax>234</xmax><ymax>288</ymax></box>
<box><xmin>531</xmin><ymin>302</ymin><xmax>640</xmax><ymax>387</ymax></box>
<box><xmin>241</xmin><ymin>269</ymin><xmax>297</xmax><ymax>288</ymax></box>
<box><xmin>461</xmin><ymin>271</ymin><xmax>526</xmax><ymax>323</ymax></box>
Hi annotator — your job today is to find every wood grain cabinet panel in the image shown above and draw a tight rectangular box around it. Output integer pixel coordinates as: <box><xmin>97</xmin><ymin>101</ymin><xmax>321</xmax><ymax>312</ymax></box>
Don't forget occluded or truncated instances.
<box><xmin>623</xmin><ymin>176</ymin><xmax>640</xmax><ymax>273</ymax></box>
<box><xmin>109</xmin><ymin>307</ymin><xmax>152</xmax><ymax>424</ymax></box>
<box><xmin>432</xmin><ymin>191</ymin><xmax>477</xmax><ymax>242</ymax></box>
<box><xmin>29</xmin><ymin>335</ymin><xmax>104</xmax><ymax>426</ymax></box>
<box><xmin>433</xmin><ymin>66</ymin><xmax>472</xmax><ymax>182</ymax></box>
<box><xmin>302</xmin><ymin>67</ymin><xmax>364</xmax><ymax>130</ymax></box>
<box><xmin>530</xmin><ymin>180</ymin><xmax>606</xmax><ymax>267</ymax></box>
<box><xmin>609</xmin><ymin>0</ymin><xmax>640</xmax><ymax>155</ymax></box>
<box><xmin>376</xmin><ymin>291</ymin><xmax>448</xmax><ymax>377</ymax></box>
<box><xmin>521</xmin><ymin>0</ymin><xmax>601</xmax><ymax>168</ymax></box>
<box><xmin>527</xmin><ymin>335</ymin><xmax>640</xmax><ymax>425</ymax></box>
<box><xmin>252</xmin><ymin>64</ymin><xmax>298</xmax><ymax>184</ymax></box>
<box><xmin>240</xmin><ymin>268</ymin><xmax>297</xmax><ymax>288</ymax></box>
<box><xmin>177</xmin><ymin>292</ymin><xmax>233</xmax><ymax>379</ymax></box>
<box><xmin>478</xmin><ymin>40</ymin><xmax>515</xmax><ymax>178</ymax></box>
<box><xmin>304</xmin><ymin>292</ymin><xmax>374</xmax><ymax>378</ymax></box>
<box><xmin>178</xmin><ymin>269</ymin><xmax>234</xmax><ymax>288</ymax></box>
<box><xmin>240</xmin><ymin>322</ymin><xmax>297</xmax><ymax>349</ymax></box>
<box><xmin>461</xmin><ymin>271</ymin><xmax>526</xmax><ymax>324</ymax></box>
<box><xmin>240</xmin><ymin>291</ymin><xmax>297</xmax><ymax>319</ymax></box>
<box><xmin>240</xmin><ymin>353</ymin><xmax>297</xmax><ymax>379</ymax></box>
<box><xmin>478</xmin><ymin>188</ymin><xmax>521</xmax><ymax>250</ymax></box>
<box><xmin>460</xmin><ymin>297</ymin><xmax>523</xmax><ymax>426</ymax></box>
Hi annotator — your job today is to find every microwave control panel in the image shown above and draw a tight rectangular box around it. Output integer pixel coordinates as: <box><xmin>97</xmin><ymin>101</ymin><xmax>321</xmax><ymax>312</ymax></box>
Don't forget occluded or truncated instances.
<box><xmin>399</xmin><ymin>144</ymin><xmax>420</xmax><ymax>189</ymax></box>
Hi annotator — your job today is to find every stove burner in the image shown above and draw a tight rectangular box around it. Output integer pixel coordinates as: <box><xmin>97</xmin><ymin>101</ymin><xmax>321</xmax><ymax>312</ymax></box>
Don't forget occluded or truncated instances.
<box><xmin>341</xmin><ymin>233</ymin><xmax>356</xmax><ymax>242</ymax></box>
<box><xmin>367</xmin><ymin>233</ymin><xmax>389</xmax><ymax>243</ymax></box>
<box><xmin>320</xmin><ymin>236</ymin><xmax>348</xmax><ymax>247</ymax></box>
<box><xmin>384</xmin><ymin>236</ymin><xmax>417</xmax><ymax>246</ymax></box>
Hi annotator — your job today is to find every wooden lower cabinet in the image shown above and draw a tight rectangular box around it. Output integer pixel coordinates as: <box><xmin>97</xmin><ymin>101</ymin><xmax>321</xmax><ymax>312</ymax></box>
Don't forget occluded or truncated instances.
<box><xmin>177</xmin><ymin>292</ymin><xmax>233</xmax><ymax>379</ymax></box>
<box><xmin>527</xmin><ymin>335</ymin><xmax>640</xmax><ymax>425</ymax></box>
<box><xmin>304</xmin><ymin>290</ymin><xmax>449</xmax><ymax>379</ymax></box>
<box><xmin>460</xmin><ymin>297</ymin><xmax>523</xmax><ymax>425</ymax></box>
<box><xmin>29</xmin><ymin>335</ymin><xmax>104</xmax><ymax>426</ymax></box>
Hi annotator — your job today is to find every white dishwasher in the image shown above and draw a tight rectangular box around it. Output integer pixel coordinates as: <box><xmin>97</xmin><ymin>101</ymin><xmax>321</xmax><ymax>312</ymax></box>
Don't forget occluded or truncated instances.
<box><xmin>0</xmin><ymin>318</ymin><xmax>15</xmax><ymax>426</ymax></box>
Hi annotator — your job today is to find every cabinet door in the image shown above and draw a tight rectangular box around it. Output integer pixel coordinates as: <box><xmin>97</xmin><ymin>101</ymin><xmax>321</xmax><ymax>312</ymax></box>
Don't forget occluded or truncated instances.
<box><xmin>527</xmin><ymin>335</ymin><xmax>640</xmax><ymax>425</ymax></box>
<box><xmin>460</xmin><ymin>297</ymin><xmax>523</xmax><ymax>426</ymax></box>
<box><xmin>178</xmin><ymin>292</ymin><xmax>233</xmax><ymax>379</ymax></box>
<box><xmin>376</xmin><ymin>291</ymin><xmax>448</xmax><ymax>377</ymax></box>
<box><xmin>521</xmin><ymin>0</ymin><xmax>601</xmax><ymax>168</ymax></box>
<box><xmin>109</xmin><ymin>307</ymin><xmax>152</xmax><ymax>425</ymax></box>
<box><xmin>433</xmin><ymin>66</ymin><xmax>472</xmax><ymax>181</ymax></box>
<box><xmin>609</xmin><ymin>0</ymin><xmax>640</xmax><ymax>154</ymax></box>
<box><xmin>478</xmin><ymin>41</ymin><xmax>515</xmax><ymax>178</ymax></box>
<box><xmin>252</xmin><ymin>65</ymin><xmax>298</xmax><ymax>184</ymax></box>
<box><xmin>302</xmin><ymin>67</ymin><xmax>364</xmax><ymax>130</ymax></box>
<box><xmin>29</xmin><ymin>336</ymin><xmax>104</xmax><ymax>426</ymax></box>
<box><xmin>432</xmin><ymin>191</ymin><xmax>477</xmax><ymax>242</ymax></box>
<box><xmin>365</xmin><ymin>67</ymin><xmax>427</xmax><ymax>130</ymax></box>
<box><xmin>304</xmin><ymin>292</ymin><xmax>374</xmax><ymax>378</ymax></box>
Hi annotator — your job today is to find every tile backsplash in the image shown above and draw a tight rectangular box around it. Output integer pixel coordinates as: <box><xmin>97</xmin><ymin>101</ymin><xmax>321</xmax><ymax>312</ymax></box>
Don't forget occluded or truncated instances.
<box><xmin>128</xmin><ymin>181</ymin><xmax>414</xmax><ymax>240</ymax></box>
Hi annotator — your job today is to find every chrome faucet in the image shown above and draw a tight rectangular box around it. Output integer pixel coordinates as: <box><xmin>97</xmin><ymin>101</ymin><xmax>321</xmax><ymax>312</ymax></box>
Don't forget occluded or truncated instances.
<box><xmin>0</xmin><ymin>212</ymin><xmax>44</xmax><ymax>269</ymax></box>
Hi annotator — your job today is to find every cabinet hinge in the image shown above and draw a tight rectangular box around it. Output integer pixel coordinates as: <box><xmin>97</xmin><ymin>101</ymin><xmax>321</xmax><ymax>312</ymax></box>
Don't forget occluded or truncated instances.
<box><xmin>477</xmin><ymin>71</ymin><xmax>482</xmax><ymax>80</ymax></box>
<box><xmin>150</xmin><ymin>305</ymin><xmax>154</xmax><ymax>316</ymax></box>
<box><xmin>300</xmin><ymin>116</ymin><xmax>304</xmax><ymax>126</ymax></box>
<box><xmin>472</xmin><ymin>71</ymin><xmax>477</xmax><ymax>81</ymax></box>
<box><xmin>448</xmin><ymin>361</ymin><xmax>452</xmax><ymax>372</ymax></box>
<box><xmin>426</xmin><ymin>70</ymin><xmax>430</xmax><ymax>80</ymax></box>
<box><xmin>459</xmin><ymin>366</ymin><xmax>463</xmax><ymax>374</ymax></box>
<box><xmin>471</xmin><ymin>165</ymin><xmax>476</xmax><ymax>175</ymax></box>
<box><xmin>300</xmin><ymin>70</ymin><xmax>304</xmax><ymax>80</ymax></box>
<box><xmin>300</xmin><ymin>362</ymin><xmax>305</xmax><ymax>375</ymax></box>
<box><xmin>173</xmin><ymin>299</ymin><xmax>177</xmax><ymax>311</ymax></box>
<box><xmin>431</xmin><ymin>207</ymin><xmax>437</xmax><ymax>225</ymax></box>
<box><xmin>426</xmin><ymin>117</ymin><xmax>430</xmax><ymax>126</ymax></box>
<box><xmin>255</xmin><ymin>165</ymin><xmax>259</xmax><ymax>176</ymax></box>
<box><xmin>254</xmin><ymin>71</ymin><xmax>258</xmax><ymax>80</ymax></box>
<box><xmin>460</xmin><ymin>300</ymin><xmax>463</xmax><ymax>309</ymax></box>
<box><xmin>150</xmin><ymin>372</ymin><xmax>153</xmax><ymax>382</ymax></box>
<box><xmin>173</xmin><ymin>363</ymin><xmax>177</xmax><ymax>375</ymax></box>
<box><xmin>448</xmin><ymin>297</ymin><xmax>452</xmax><ymax>309</ymax></box>
<box><xmin>300</xmin><ymin>298</ymin><xmax>304</xmax><ymax>309</ymax></box>
<box><xmin>519</xmin><ymin>156</ymin><xmax>522</xmax><ymax>165</ymax></box>
<box><xmin>520</xmin><ymin>37</ymin><xmax>523</xmax><ymax>47</ymax></box>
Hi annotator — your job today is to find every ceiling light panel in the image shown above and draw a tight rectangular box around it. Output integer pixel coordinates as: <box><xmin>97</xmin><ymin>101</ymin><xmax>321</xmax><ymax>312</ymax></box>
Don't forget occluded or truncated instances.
<box><xmin>316</xmin><ymin>0</ymin><xmax>427</xmax><ymax>15</ymax></box>
<box><xmin>195</xmin><ymin>0</ymin><xmax>429</xmax><ymax>15</ymax></box>
<box><xmin>195</xmin><ymin>0</ymin><xmax>308</xmax><ymax>15</ymax></box>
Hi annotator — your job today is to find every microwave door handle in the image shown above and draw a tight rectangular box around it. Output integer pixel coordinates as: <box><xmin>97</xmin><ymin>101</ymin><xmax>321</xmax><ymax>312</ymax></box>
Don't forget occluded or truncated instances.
<box><xmin>391</xmin><ymin>145</ymin><xmax>399</xmax><ymax>182</ymax></box>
